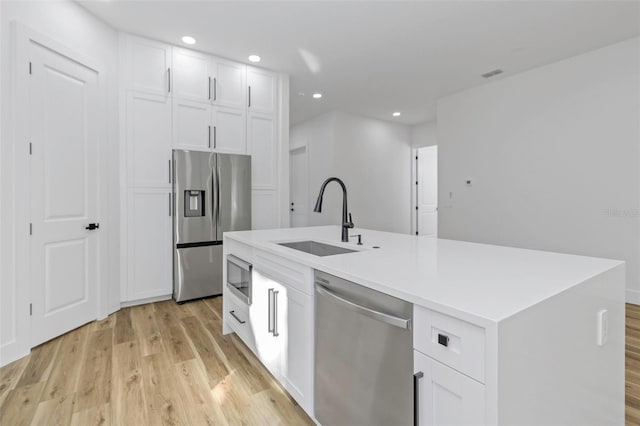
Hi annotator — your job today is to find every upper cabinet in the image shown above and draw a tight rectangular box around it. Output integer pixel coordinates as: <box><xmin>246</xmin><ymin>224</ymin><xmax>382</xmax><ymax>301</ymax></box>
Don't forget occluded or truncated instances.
<box><xmin>247</xmin><ymin>67</ymin><xmax>276</xmax><ymax>115</ymax></box>
<box><xmin>172</xmin><ymin>48</ymin><xmax>211</xmax><ymax>103</ymax></box>
<box><xmin>125</xmin><ymin>36</ymin><xmax>172</xmax><ymax>96</ymax></box>
<box><xmin>212</xmin><ymin>59</ymin><xmax>247</xmax><ymax>110</ymax></box>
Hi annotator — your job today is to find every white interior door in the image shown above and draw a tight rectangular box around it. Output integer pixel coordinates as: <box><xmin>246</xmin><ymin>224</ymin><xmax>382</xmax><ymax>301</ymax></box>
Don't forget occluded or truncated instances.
<box><xmin>417</xmin><ymin>146</ymin><xmax>438</xmax><ymax>237</ymax></box>
<box><xmin>29</xmin><ymin>40</ymin><xmax>99</xmax><ymax>346</ymax></box>
<box><xmin>289</xmin><ymin>146</ymin><xmax>308</xmax><ymax>227</ymax></box>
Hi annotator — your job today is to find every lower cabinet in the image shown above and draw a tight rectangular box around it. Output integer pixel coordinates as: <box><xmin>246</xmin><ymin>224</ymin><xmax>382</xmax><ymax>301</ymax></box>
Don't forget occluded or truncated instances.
<box><xmin>414</xmin><ymin>350</ymin><xmax>485</xmax><ymax>426</ymax></box>
<box><xmin>247</xmin><ymin>266</ymin><xmax>313</xmax><ymax>413</ymax></box>
<box><xmin>125</xmin><ymin>188</ymin><xmax>173</xmax><ymax>301</ymax></box>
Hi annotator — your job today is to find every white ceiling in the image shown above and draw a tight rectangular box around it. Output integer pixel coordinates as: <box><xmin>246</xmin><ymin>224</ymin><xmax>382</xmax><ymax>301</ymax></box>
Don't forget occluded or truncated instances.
<box><xmin>79</xmin><ymin>1</ymin><xmax>640</xmax><ymax>126</ymax></box>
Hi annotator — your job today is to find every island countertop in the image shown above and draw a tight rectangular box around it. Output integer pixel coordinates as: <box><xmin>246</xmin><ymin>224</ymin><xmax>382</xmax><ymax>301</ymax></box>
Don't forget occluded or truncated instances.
<box><xmin>224</xmin><ymin>225</ymin><xmax>624</xmax><ymax>324</ymax></box>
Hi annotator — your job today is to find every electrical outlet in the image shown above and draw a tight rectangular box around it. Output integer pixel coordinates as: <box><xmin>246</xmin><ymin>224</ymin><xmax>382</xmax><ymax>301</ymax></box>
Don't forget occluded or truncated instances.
<box><xmin>597</xmin><ymin>309</ymin><xmax>608</xmax><ymax>346</ymax></box>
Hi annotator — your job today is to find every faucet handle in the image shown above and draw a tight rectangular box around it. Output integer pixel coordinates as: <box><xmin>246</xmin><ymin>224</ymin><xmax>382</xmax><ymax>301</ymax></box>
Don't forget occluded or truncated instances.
<box><xmin>346</xmin><ymin>213</ymin><xmax>355</xmax><ymax>229</ymax></box>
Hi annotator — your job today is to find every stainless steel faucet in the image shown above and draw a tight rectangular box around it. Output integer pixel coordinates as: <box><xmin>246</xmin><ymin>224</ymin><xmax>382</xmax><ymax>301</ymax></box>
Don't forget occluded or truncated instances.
<box><xmin>313</xmin><ymin>177</ymin><xmax>354</xmax><ymax>242</ymax></box>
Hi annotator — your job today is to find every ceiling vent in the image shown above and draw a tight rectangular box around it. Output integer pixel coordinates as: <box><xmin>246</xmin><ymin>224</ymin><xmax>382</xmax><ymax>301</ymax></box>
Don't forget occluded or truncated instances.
<box><xmin>481</xmin><ymin>69</ymin><xmax>503</xmax><ymax>78</ymax></box>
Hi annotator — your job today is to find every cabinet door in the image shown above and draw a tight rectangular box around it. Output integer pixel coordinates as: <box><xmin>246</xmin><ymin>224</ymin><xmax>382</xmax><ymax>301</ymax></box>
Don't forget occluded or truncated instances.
<box><xmin>125</xmin><ymin>35</ymin><xmax>171</xmax><ymax>96</ymax></box>
<box><xmin>173</xmin><ymin>98</ymin><xmax>212</xmax><ymax>151</ymax></box>
<box><xmin>249</xmin><ymin>269</ymin><xmax>284</xmax><ymax>375</ymax></box>
<box><xmin>247</xmin><ymin>113</ymin><xmax>276</xmax><ymax>189</ymax></box>
<box><xmin>212</xmin><ymin>106</ymin><xmax>246</xmax><ymax>154</ymax></box>
<box><xmin>247</xmin><ymin>67</ymin><xmax>275</xmax><ymax>115</ymax></box>
<box><xmin>213</xmin><ymin>59</ymin><xmax>246</xmax><ymax>110</ymax></box>
<box><xmin>172</xmin><ymin>47</ymin><xmax>211</xmax><ymax>103</ymax></box>
<box><xmin>252</xmin><ymin>190</ymin><xmax>278</xmax><ymax>230</ymax></box>
<box><xmin>414</xmin><ymin>351</ymin><xmax>485</xmax><ymax>426</ymax></box>
<box><xmin>127</xmin><ymin>91</ymin><xmax>172</xmax><ymax>188</ymax></box>
<box><xmin>281</xmin><ymin>284</ymin><xmax>313</xmax><ymax>413</ymax></box>
<box><xmin>125</xmin><ymin>189</ymin><xmax>173</xmax><ymax>301</ymax></box>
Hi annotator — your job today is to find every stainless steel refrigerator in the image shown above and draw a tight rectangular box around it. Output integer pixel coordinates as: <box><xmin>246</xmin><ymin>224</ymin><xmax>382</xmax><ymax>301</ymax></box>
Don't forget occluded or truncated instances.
<box><xmin>173</xmin><ymin>150</ymin><xmax>251</xmax><ymax>302</ymax></box>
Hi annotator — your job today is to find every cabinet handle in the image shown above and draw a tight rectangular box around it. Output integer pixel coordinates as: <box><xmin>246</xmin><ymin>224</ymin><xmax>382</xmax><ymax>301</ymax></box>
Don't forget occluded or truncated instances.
<box><xmin>273</xmin><ymin>290</ymin><xmax>279</xmax><ymax>337</ymax></box>
<box><xmin>438</xmin><ymin>333</ymin><xmax>450</xmax><ymax>347</ymax></box>
<box><xmin>248</xmin><ymin>85</ymin><xmax>251</xmax><ymax>107</ymax></box>
<box><xmin>268</xmin><ymin>288</ymin><xmax>274</xmax><ymax>334</ymax></box>
<box><xmin>213</xmin><ymin>77</ymin><xmax>217</xmax><ymax>101</ymax></box>
<box><xmin>208</xmin><ymin>76</ymin><xmax>212</xmax><ymax>100</ymax></box>
<box><xmin>167</xmin><ymin>68</ymin><xmax>171</xmax><ymax>93</ymax></box>
<box><xmin>413</xmin><ymin>371</ymin><xmax>424</xmax><ymax>426</ymax></box>
<box><xmin>168</xmin><ymin>159</ymin><xmax>172</xmax><ymax>183</ymax></box>
<box><xmin>213</xmin><ymin>126</ymin><xmax>217</xmax><ymax>149</ymax></box>
<box><xmin>168</xmin><ymin>193</ymin><xmax>171</xmax><ymax>216</ymax></box>
<box><xmin>208</xmin><ymin>125</ymin><xmax>211</xmax><ymax>148</ymax></box>
<box><xmin>229</xmin><ymin>310</ymin><xmax>246</xmax><ymax>324</ymax></box>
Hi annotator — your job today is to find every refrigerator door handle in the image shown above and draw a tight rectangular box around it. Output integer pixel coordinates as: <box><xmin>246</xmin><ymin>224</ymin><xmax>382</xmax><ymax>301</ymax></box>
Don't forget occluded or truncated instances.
<box><xmin>211</xmin><ymin>168</ymin><xmax>217</xmax><ymax>230</ymax></box>
<box><xmin>215</xmin><ymin>160</ymin><xmax>221</xmax><ymax>229</ymax></box>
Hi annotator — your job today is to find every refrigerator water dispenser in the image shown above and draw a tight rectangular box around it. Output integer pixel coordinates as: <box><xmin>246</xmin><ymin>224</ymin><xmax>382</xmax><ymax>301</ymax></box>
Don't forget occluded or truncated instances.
<box><xmin>184</xmin><ymin>190</ymin><xmax>205</xmax><ymax>217</ymax></box>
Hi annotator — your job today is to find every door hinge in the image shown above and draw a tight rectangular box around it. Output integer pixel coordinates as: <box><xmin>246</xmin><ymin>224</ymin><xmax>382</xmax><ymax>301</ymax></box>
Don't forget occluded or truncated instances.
<box><xmin>415</xmin><ymin>231</ymin><xmax>419</xmax><ymax>235</ymax></box>
<box><xmin>29</xmin><ymin>303</ymin><xmax>32</xmax><ymax>316</ymax></box>
<box><xmin>29</xmin><ymin>223</ymin><xmax>32</xmax><ymax>235</ymax></box>
<box><xmin>415</xmin><ymin>155</ymin><xmax>418</xmax><ymax>160</ymax></box>
<box><xmin>415</xmin><ymin>181</ymin><xmax>418</xmax><ymax>185</ymax></box>
<box><xmin>415</xmin><ymin>206</ymin><xmax>419</xmax><ymax>210</ymax></box>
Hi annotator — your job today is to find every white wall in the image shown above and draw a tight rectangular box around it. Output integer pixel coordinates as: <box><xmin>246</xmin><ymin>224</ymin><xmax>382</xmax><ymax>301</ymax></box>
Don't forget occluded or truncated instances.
<box><xmin>290</xmin><ymin>111</ymin><xmax>413</xmax><ymax>234</ymax></box>
<box><xmin>0</xmin><ymin>0</ymin><xmax>119</xmax><ymax>365</ymax></box>
<box><xmin>437</xmin><ymin>37</ymin><xmax>640</xmax><ymax>303</ymax></box>
<box><xmin>411</xmin><ymin>120</ymin><xmax>437</xmax><ymax>148</ymax></box>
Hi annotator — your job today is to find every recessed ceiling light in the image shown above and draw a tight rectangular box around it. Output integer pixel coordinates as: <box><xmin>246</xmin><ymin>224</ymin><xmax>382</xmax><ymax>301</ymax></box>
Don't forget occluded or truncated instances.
<box><xmin>248</xmin><ymin>55</ymin><xmax>261</xmax><ymax>63</ymax></box>
<box><xmin>392</xmin><ymin>112</ymin><xmax>401</xmax><ymax>117</ymax></box>
<box><xmin>312</xmin><ymin>93</ymin><xmax>322</xmax><ymax>99</ymax></box>
<box><xmin>181</xmin><ymin>36</ymin><xmax>196</xmax><ymax>45</ymax></box>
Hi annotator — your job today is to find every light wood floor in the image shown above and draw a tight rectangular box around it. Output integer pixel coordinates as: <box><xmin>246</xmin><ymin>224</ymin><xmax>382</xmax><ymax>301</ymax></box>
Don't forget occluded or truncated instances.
<box><xmin>0</xmin><ymin>297</ymin><xmax>313</xmax><ymax>426</ymax></box>
<box><xmin>2</xmin><ymin>301</ymin><xmax>640</xmax><ymax>425</ymax></box>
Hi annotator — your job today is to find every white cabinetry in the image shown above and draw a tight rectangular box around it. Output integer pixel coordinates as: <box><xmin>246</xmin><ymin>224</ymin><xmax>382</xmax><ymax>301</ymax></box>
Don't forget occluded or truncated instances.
<box><xmin>224</xmin><ymin>246</ymin><xmax>313</xmax><ymax>414</ymax></box>
<box><xmin>121</xmin><ymin>34</ymin><xmax>287</xmax><ymax>304</ymax></box>
<box><xmin>414</xmin><ymin>350</ymin><xmax>485</xmax><ymax>426</ymax></box>
<box><xmin>413</xmin><ymin>305</ymin><xmax>486</xmax><ymax>425</ymax></box>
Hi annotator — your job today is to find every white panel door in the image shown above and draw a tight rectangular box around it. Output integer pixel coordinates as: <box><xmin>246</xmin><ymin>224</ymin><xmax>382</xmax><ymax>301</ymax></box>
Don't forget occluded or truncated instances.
<box><xmin>212</xmin><ymin>106</ymin><xmax>246</xmax><ymax>154</ymax></box>
<box><xmin>173</xmin><ymin>98</ymin><xmax>212</xmax><ymax>151</ymax></box>
<box><xmin>172</xmin><ymin>47</ymin><xmax>211</xmax><ymax>103</ymax></box>
<box><xmin>417</xmin><ymin>146</ymin><xmax>438</xmax><ymax>237</ymax></box>
<box><xmin>414</xmin><ymin>351</ymin><xmax>485</xmax><ymax>426</ymax></box>
<box><xmin>127</xmin><ymin>91</ymin><xmax>172</xmax><ymax>187</ymax></box>
<box><xmin>289</xmin><ymin>146</ymin><xmax>308</xmax><ymax>227</ymax></box>
<box><xmin>126</xmin><ymin>189</ymin><xmax>173</xmax><ymax>301</ymax></box>
<box><xmin>247</xmin><ymin>113</ymin><xmax>276</xmax><ymax>189</ymax></box>
<box><xmin>213</xmin><ymin>59</ymin><xmax>246</xmax><ymax>110</ymax></box>
<box><xmin>126</xmin><ymin>35</ymin><xmax>171</xmax><ymax>96</ymax></box>
<box><xmin>29</xmin><ymin>41</ymin><xmax>99</xmax><ymax>346</ymax></box>
<box><xmin>247</xmin><ymin>67</ymin><xmax>275</xmax><ymax>115</ymax></box>
<box><xmin>252</xmin><ymin>190</ymin><xmax>278</xmax><ymax>230</ymax></box>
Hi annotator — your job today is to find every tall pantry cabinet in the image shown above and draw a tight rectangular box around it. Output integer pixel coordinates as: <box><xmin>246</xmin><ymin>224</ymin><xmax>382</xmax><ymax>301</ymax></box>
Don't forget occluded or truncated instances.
<box><xmin>120</xmin><ymin>34</ymin><xmax>288</xmax><ymax>304</ymax></box>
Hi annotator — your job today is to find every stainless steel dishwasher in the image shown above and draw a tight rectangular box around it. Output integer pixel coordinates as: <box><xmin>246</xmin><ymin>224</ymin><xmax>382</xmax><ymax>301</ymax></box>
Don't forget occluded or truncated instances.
<box><xmin>314</xmin><ymin>270</ymin><xmax>413</xmax><ymax>426</ymax></box>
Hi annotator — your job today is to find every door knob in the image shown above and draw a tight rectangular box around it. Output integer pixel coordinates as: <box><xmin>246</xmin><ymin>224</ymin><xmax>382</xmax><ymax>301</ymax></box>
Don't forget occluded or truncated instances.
<box><xmin>85</xmin><ymin>223</ymin><xmax>100</xmax><ymax>230</ymax></box>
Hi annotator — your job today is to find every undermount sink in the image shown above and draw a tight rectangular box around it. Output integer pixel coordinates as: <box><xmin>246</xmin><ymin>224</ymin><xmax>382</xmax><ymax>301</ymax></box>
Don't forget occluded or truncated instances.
<box><xmin>277</xmin><ymin>240</ymin><xmax>358</xmax><ymax>257</ymax></box>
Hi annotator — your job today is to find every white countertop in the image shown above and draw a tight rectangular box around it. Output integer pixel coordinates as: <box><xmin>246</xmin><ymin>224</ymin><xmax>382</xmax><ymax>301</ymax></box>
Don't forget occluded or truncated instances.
<box><xmin>224</xmin><ymin>226</ymin><xmax>623</xmax><ymax>324</ymax></box>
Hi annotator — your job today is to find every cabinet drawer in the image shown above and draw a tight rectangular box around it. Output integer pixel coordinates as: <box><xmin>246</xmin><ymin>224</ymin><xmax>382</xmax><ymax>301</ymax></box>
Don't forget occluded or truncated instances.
<box><xmin>414</xmin><ymin>350</ymin><xmax>485</xmax><ymax>426</ymax></box>
<box><xmin>414</xmin><ymin>305</ymin><xmax>485</xmax><ymax>383</ymax></box>
<box><xmin>225</xmin><ymin>293</ymin><xmax>255</xmax><ymax>350</ymax></box>
<box><xmin>253</xmin><ymin>250</ymin><xmax>313</xmax><ymax>295</ymax></box>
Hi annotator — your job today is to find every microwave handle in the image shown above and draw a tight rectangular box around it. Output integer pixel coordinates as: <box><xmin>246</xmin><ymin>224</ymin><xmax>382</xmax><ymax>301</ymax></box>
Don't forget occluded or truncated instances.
<box><xmin>227</xmin><ymin>254</ymin><xmax>252</xmax><ymax>272</ymax></box>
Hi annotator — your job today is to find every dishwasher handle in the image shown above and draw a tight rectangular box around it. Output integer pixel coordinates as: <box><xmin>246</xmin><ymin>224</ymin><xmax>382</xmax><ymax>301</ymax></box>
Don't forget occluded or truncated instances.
<box><xmin>316</xmin><ymin>284</ymin><xmax>412</xmax><ymax>330</ymax></box>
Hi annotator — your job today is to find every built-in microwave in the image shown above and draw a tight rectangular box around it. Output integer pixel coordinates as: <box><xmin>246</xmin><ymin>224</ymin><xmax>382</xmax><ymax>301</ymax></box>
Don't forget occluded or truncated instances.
<box><xmin>227</xmin><ymin>255</ymin><xmax>252</xmax><ymax>305</ymax></box>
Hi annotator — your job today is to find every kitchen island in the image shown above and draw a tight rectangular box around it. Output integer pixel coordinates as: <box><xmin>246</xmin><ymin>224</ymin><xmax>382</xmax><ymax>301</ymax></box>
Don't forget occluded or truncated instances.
<box><xmin>222</xmin><ymin>226</ymin><xmax>625</xmax><ymax>425</ymax></box>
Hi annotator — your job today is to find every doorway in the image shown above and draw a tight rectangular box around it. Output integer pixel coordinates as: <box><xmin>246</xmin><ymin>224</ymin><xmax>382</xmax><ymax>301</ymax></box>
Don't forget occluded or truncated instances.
<box><xmin>289</xmin><ymin>146</ymin><xmax>308</xmax><ymax>227</ymax></box>
<box><xmin>414</xmin><ymin>146</ymin><xmax>438</xmax><ymax>237</ymax></box>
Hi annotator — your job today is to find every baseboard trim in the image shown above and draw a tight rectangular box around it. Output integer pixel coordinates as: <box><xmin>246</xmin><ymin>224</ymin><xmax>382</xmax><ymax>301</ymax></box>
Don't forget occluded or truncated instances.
<box><xmin>121</xmin><ymin>294</ymin><xmax>172</xmax><ymax>308</ymax></box>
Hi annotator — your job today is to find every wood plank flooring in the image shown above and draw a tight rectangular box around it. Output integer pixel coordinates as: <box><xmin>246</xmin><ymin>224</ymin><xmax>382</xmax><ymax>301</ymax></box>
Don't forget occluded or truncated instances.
<box><xmin>2</xmin><ymin>301</ymin><xmax>640</xmax><ymax>425</ymax></box>
<box><xmin>0</xmin><ymin>297</ymin><xmax>312</xmax><ymax>426</ymax></box>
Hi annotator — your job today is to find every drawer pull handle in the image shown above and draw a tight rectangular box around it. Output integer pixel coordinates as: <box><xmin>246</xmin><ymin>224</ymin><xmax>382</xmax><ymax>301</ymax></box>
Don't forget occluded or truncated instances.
<box><xmin>413</xmin><ymin>371</ymin><xmax>424</xmax><ymax>426</ymax></box>
<box><xmin>229</xmin><ymin>310</ymin><xmax>246</xmax><ymax>324</ymax></box>
<box><xmin>438</xmin><ymin>333</ymin><xmax>449</xmax><ymax>347</ymax></box>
